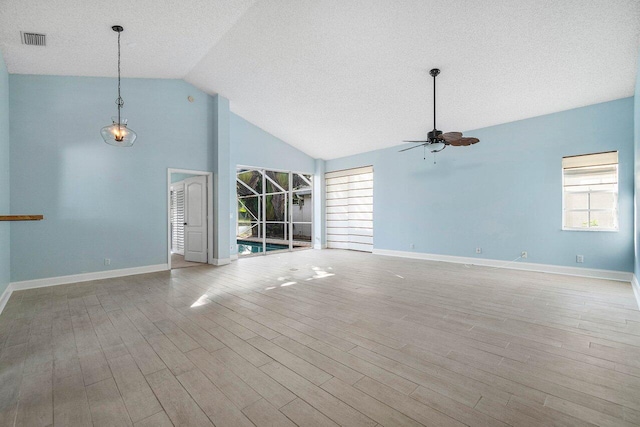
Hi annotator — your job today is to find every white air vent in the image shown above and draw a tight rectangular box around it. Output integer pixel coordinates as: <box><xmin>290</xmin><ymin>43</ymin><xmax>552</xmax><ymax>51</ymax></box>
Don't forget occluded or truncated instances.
<box><xmin>21</xmin><ymin>32</ymin><xmax>46</xmax><ymax>46</ymax></box>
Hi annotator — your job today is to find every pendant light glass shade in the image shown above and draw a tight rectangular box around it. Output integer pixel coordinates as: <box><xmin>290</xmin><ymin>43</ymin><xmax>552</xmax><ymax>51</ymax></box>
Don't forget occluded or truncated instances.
<box><xmin>101</xmin><ymin>25</ymin><xmax>137</xmax><ymax>147</ymax></box>
<box><xmin>101</xmin><ymin>117</ymin><xmax>137</xmax><ymax>147</ymax></box>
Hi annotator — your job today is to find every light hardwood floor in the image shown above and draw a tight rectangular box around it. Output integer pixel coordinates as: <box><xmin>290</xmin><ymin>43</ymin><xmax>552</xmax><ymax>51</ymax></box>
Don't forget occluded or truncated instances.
<box><xmin>1</xmin><ymin>249</ymin><xmax>639</xmax><ymax>426</ymax></box>
<box><xmin>171</xmin><ymin>254</ymin><xmax>204</xmax><ymax>270</ymax></box>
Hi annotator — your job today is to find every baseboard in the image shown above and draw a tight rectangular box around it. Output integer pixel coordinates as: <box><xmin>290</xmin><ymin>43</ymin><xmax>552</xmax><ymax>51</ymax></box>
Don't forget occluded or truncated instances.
<box><xmin>212</xmin><ymin>258</ymin><xmax>231</xmax><ymax>266</ymax></box>
<box><xmin>0</xmin><ymin>284</ymin><xmax>13</xmax><ymax>315</ymax></box>
<box><xmin>230</xmin><ymin>254</ymin><xmax>239</xmax><ymax>261</ymax></box>
<box><xmin>372</xmin><ymin>249</ymin><xmax>632</xmax><ymax>282</ymax></box>
<box><xmin>0</xmin><ymin>264</ymin><xmax>169</xmax><ymax>315</ymax></box>
<box><xmin>313</xmin><ymin>244</ymin><xmax>327</xmax><ymax>250</ymax></box>
<box><xmin>631</xmin><ymin>275</ymin><xmax>640</xmax><ymax>310</ymax></box>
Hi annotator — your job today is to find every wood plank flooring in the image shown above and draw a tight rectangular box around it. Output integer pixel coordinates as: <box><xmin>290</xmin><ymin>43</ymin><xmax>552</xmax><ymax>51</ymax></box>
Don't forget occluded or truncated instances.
<box><xmin>0</xmin><ymin>249</ymin><xmax>639</xmax><ymax>426</ymax></box>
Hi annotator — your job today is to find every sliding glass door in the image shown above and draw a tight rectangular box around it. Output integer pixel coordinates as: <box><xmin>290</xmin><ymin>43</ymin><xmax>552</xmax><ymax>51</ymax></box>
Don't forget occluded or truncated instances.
<box><xmin>236</xmin><ymin>167</ymin><xmax>313</xmax><ymax>256</ymax></box>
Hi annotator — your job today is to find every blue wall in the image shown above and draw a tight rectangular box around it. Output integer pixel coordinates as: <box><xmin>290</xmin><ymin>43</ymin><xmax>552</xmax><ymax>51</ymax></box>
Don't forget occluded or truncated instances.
<box><xmin>635</xmin><ymin>50</ymin><xmax>640</xmax><ymax>278</ymax></box>
<box><xmin>313</xmin><ymin>159</ymin><xmax>326</xmax><ymax>249</ymax></box>
<box><xmin>229</xmin><ymin>112</ymin><xmax>316</xmax><ymax>255</ymax></box>
<box><xmin>0</xmin><ymin>53</ymin><xmax>9</xmax><ymax>294</ymax></box>
<box><xmin>230</xmin><ymin>113</ymin><xmax>315</xmax><ymax>173</ymax></box>
<box><xmin>8</xmin><ymin>75</ymin><xmax>318</xmax><ymax>281</ymax></box>
<box><xmin>327</xmin><ymin>98</ymin><xmax>635</xmax><ymax>272</ymax></box>
<box><xmin>213</xmin><ymin>95</ymin><xmax>231</xmax><ymax>262</ymax></box>
<box><xmin>6</xmin><ymin>71</ymin><xmax>636</xmax><ymax>281</ymax></box>
<box><xmin>9</xmin><ymin>75</ymin><xmax>216</xmax><ymax>281</ymax></box>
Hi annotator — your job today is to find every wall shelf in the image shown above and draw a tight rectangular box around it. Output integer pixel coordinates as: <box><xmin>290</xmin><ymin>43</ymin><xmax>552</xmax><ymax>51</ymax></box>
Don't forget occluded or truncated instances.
<box><xmin>0</xmin><ymin>215</ymin><xmax>44</xmax><ymax>221</ymax></box>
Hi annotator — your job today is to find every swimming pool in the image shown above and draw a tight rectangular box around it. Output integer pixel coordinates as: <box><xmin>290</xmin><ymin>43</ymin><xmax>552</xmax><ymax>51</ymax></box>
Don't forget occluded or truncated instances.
<box><xmin>237</xmin><ymin>240</ymin><xmax>289</xmax><ymax>254</ymax></box>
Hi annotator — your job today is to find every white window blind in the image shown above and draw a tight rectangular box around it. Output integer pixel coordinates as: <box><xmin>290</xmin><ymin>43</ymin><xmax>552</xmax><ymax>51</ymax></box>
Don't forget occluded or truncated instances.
<box><xmin>562</xmin><ymin>151</ymin><xmax>618</xmax><ymax>231</ymax></box>
<box><xmin>171</xmin><ymin>184</ymin><xmax>185</xmax><ymax>254</ymax></box>
<box><xmin>326</xmin><ymin>166</ymin><xmax>373</xmax><ymax>252</ymax></box>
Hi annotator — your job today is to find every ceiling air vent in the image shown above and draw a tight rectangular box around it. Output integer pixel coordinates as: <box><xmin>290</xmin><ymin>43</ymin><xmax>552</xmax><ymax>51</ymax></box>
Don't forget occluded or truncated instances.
<box><xmin>21</xmin><ymin>32</ymin><xmax>46</xmax><ymax>46</ymax></box>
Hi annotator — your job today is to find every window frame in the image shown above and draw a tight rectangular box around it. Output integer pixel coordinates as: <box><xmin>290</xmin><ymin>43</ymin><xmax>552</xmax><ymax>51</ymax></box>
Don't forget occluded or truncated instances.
<box><xmin>561</xmin><ymin>152</ymin><xmax>619</xmax><ymax>232</ymax></box>
<box><xmin>236</xmin><ymin>166</ymin><xmax>314</xmax><ymax>256</ymax></box>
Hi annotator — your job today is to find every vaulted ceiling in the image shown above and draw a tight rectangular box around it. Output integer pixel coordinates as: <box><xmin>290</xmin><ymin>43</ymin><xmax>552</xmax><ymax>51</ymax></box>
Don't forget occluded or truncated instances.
<box><xmin>1</xmin><ymin>0</ymin><xmax>639</xmax><ymax>159</ymax></box>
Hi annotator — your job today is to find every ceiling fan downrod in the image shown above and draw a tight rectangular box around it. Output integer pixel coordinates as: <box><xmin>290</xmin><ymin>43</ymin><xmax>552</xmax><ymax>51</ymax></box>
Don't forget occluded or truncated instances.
<box><xmin>426</xmin><ymin>69</ymin><xmax>443</xmax><ymax>143</ymax></box>
<box><xmin>430</xmin><ymin>68</ymin><xmax>439</xmax><ymax>134</ymax></box>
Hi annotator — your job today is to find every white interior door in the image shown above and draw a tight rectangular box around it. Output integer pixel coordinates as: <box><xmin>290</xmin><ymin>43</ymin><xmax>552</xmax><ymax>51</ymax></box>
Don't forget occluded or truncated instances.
<box><xmin>326</xmin><ymin>166</ymin><xmax>373</xmax><ymax>252</ymax></box>
<box><xmin>170</xmin><ymin>183</ymin><xmax>185</xmax><ymax>255</ymax></box>
<box><xmin>184</xmin><ymin>175</ymin><xmax>208</xmax><ymax>263</ymax></box>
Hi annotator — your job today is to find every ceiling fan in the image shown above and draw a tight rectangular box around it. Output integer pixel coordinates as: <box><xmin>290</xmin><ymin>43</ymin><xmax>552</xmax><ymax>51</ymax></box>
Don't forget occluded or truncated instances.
<box><xmin>400</xmin><ymin>68</ymin><xmax>479</xmax><ymax>158</ymax></box>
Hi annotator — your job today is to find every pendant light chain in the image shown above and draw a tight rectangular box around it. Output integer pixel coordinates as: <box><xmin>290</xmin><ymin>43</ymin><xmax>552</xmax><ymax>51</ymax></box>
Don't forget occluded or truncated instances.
<box><xmin>116</xmin><ymin>29</ymin><xmax>123</xmax><ymax>130</ymax></box>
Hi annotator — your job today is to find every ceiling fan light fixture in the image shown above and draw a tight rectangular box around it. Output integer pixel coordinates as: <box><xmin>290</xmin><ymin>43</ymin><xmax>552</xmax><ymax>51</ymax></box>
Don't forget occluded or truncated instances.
<box><xmin>100</xmin><ymin>25</ymin><xmax>137</xmax><ymax>147</ymax></box>
<box><xmin>428</xmin><ymin>142</ymin><xmax>446</xmax><ymax>153</ymax></box>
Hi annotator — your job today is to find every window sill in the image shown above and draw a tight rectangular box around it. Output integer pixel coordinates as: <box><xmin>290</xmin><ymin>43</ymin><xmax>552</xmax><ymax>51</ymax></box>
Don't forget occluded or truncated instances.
<box><xmin>562</xmin><ymin>227</ymin><xmax>618</xmax><ymax>232</ymax></box>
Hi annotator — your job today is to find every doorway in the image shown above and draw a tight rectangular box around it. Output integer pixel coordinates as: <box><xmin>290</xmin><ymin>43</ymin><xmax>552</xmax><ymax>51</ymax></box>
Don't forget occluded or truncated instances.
<box><xmin>167</xmin><ymin>169</ymin><xmax>213</xmax><ymax>269</ymax></box>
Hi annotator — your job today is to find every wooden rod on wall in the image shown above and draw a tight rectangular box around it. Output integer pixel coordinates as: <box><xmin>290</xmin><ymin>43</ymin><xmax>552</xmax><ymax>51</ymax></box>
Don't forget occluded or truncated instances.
<box><xmin>0</xmin><ymin>215</ymin><xmax>44</xmax><ymax>221</ymax></box>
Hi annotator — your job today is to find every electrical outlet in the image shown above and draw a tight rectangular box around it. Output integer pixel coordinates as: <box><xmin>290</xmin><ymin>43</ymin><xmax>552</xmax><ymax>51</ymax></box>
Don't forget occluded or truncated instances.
<box><xmin>410</xmin><ymin>243</ymin><xmax>415</xmax><ymax>250</ymax></box>
<box><xmin>521</xmin><ymin>251</ymin><xmax>527</xmax><ymax>259</ymax></box>
<box><xmin>104</xmin><ymin>258</ymin><xmax>111</xmax><ymax>266</ymax></box>
<box><xmin>576</xmin><ymin>255</ymin><xmax>584</xmax><ymax>263</ymax></box>
<box><xmin>476</xmin><ymin>248</ymin><xmax>482</xmax><ymax>254</ymax></box>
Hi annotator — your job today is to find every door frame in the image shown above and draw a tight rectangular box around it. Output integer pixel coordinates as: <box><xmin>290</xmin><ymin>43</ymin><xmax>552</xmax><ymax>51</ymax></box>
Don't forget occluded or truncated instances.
<box><xmin>167</xmin><ymin>168</ymin><xmax>214</xmax><ymax>269</ymax></box>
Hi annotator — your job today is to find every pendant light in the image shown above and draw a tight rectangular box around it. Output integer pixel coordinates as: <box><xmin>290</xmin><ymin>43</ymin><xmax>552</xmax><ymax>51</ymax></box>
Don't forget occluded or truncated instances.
<box><xmin>100</xmin><ymin>25</ymin><xmax>137</xmax><ymax>147</ymax></box>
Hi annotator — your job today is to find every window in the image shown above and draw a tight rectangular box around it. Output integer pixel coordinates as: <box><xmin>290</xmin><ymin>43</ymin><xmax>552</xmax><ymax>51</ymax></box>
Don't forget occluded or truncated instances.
<box><xmin>562</xmin><ymin>151</ymin><xmax>618</xmax><ymax>231</ymax></box>
<box><xmin>326</xmin><ymin>166</ymin><xmax>374</xmax><ymax>252</ymax></box>
<box><xmin>236</xmin><ymin>168</ymin><xmax>313</xmax><ymax>256</ymax></box>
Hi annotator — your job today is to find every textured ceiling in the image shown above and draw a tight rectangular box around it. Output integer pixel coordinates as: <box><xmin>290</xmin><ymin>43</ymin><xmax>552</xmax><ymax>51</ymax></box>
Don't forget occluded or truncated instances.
<box><xmin>0</xmin><ymin>0</ymin><xmax>256</xmax><ymax>78</ymax></box>
<box><xmin>2</xmin><ymin>1</ymin><xmax>639</xmax><ymax>159</ymax></box>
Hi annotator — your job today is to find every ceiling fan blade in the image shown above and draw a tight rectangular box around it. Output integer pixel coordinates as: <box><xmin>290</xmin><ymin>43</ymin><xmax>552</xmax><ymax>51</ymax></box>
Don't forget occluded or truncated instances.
<box><xmin>402</xmin><ymin>140</ymin><xmax>430</xmax><ymax>143</ymax></box>
<box><xmin>437</xmin><ymin>132</ymin><xmax>463</xmax><ymax>142</ymax></box>
<box><xmin>448</xmin><ymin>137</ymin><xmax>480</xmax><ymax>146</ymax></box>
<box><xmin>398</xmin><ymin>144</ymin><xmax>426</xmax><ymax>152</ymax></box>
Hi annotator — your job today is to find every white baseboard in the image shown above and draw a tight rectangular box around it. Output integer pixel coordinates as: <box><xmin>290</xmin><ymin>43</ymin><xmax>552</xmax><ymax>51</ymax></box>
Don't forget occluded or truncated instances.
<box><xmin>0</xmin><ymin>264</ymin><xmax>169</xmax><ymax>315</ymax></box>
<box><xmin>212</xmin><ymin>258</ymin><xmax>231</xmax><ymax>266</ymax></box>
<box><xmin>230</xmin><ymin>254</ymin><xmax>238</xmax><ymax>261</ymax></box>
<box><xmin>631</xmin><ymin>275</ymin><xmax>640</xmax><ymax>310</ymax></box>
<box><xmin>0</xmin><ymin>284</ymin><xmax>13</xmax><ymax>315</ymax></box>
<box><xmin>313</xmin><ymin>244</ymin><xmax>327</xmax><ymax>250</ymax></box>
<box><xmin>372</xmin><ymin>249</ymin><xmax>632</xmax><ymax>282</ymax></box>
